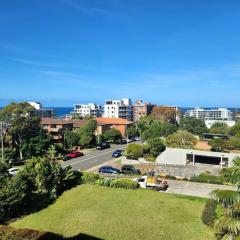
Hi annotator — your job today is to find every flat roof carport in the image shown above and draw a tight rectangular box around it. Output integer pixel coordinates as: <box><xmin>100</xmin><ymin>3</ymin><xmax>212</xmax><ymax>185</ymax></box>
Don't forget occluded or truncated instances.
<box><xmin>157</xmin><ymin>148</ymin><xmax>240</xmax><ymax>167</ymax></box>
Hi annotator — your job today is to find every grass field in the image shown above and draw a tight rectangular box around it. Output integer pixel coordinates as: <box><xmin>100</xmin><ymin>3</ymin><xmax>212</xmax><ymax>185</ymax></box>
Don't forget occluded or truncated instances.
<box><xmin>11</xmin><ymin>185</ymin><xmax>214</xmax><ymax>240</ymax></box>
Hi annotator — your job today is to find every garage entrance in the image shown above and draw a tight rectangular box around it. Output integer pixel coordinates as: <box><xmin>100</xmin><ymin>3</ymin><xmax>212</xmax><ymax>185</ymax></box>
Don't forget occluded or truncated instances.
<box><xmin>186</xmin><ymin>153</ymin><xmax>229</xmax><ymax>167</ymax></box>
<box><xmin>194</xmin><ymin>155</ymin><xmax>221</xmax><ymax>165</ymax></box>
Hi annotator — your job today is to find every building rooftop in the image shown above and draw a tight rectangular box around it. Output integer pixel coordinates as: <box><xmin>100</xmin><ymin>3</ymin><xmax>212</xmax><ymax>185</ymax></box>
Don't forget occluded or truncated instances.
<box><xmin>96</xmin><ymin>117</ymin><xmax>133</xmax><ymax>125</ymax></box>
<box><xmin>41</xmin><ymin>118</ymin><xmax>73</xmax><ymax>125</ymax></box>
<box><xmin>156</xmin><ymin>147</ymin><xmax>240</xmax><ymax>166</ymax></box>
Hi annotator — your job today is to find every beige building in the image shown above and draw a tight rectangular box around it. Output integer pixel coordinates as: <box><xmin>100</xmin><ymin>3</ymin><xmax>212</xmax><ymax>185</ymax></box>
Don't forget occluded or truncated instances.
<box><xmin>133</xmin><ymin>100</ymin><xmax>154</xmax><ymax>122</ymax></box>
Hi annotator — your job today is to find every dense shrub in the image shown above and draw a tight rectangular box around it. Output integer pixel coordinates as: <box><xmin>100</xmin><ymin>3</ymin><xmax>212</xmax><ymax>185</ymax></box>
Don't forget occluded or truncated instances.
<box><xmin>94</xmin><ymin>178</ymin><xmax>112</xmax><ymax>187</ymax></box>
<box><xmin>146</xmin><ymin>137</ymin><xmax>166</xmax><ymax>158</ymax></box>
<box><xmin>201</xmin><ymin>199</ymin><xmax>217</xmax><ymax>227</ymax></box>
<box><xmin>0</xmin><ymin>158</ymin><xmax>81</xmax><ymax>223</ymax></box>
<box><xmin>103</xmin><ymin>128</ymin><xmax>122</xmax><ymax>143</ymax></box>
<box><xmin>166</xmin><ymin>130</ymin><xmax>197</xmax><ymax>149</ymax></box>
<box><xmin>110</xmin><ymin>178</ymin><xmax>140</xmax><ymax>189</ymax></box>
<box><xmin>190</xmin><ymin>173</ymin><xmax>224</xmax><ymax>185</ymax></box>
<box><xmin>81</xmin><ymin>172</ymin><xmax>100</xmax><ymax>184</ymax></box>
<box><xmin>145</xmin><ymin>156</ymin><xmax>156</xmax><ymax>162</ymax></box>
<box><xmin>125</xmin><ymin>143</ymin><xmax>143</xmax><ymax>159</ymax></box>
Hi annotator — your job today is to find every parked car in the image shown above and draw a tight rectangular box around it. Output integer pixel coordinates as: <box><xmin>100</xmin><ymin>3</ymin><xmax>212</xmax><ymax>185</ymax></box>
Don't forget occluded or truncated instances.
<box><xmin>134</xmin><ymin>136</ymin><xmax>141</xmax><ymax>141</ymax></box>
<box><xmin>126</xmin><ymin>138</ymin><xmax>133</xmax><ymax>143</ymax></box>
<box><xmin>121</xmin><ymin>165</ymin><xmax>141</xmax><ymax>175</ymax></box>
<box><xmin>112</xmin><ymin>149</ymin><xmax>122</xmax><ymax>158</ymax></box>
<box><xmin>115</xmin><ymin>139</ymin><xmax>127</xmax><ymax>144</ymax></box>
<box><xmin>8</xmin><ymin>167</ymin><xmax>19</xmax><ymax>176</ymax></box>
<box><xmin>96</xmin><ymin>142</ymin><xmax>110</xmax><ymax>150</ymax></box>
<box><xmin>99</xmin><ymin>166</ymin><xmax>121</xmax><ymax>174</ymax></box>
<box><xmin>67</xmin><ymin>152</ymin><xmax>84</xmax><ymax>159</ymax></box>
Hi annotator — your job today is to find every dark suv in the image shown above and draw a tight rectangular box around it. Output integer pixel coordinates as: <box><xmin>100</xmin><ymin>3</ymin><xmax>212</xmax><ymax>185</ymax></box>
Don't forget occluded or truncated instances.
<box><xmin>96</xmin><ymin>142</ymin><xmax>110</xmax><ymax>150</ymax></box>
<box><xmin>121</xmin><ymin>165</ymin><xmax>141</xmax><ymax>175</ymax></box>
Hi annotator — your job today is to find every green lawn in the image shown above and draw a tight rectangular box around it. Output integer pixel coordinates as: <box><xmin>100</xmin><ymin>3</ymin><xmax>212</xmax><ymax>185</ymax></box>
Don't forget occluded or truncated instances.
<box><xmin>11</xmin><ymin>185</ymin><xmax>214</xmax><ymax>240</ymax></box>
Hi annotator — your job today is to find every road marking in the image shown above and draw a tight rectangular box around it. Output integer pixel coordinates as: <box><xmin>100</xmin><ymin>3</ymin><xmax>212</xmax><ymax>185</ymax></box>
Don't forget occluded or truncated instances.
<box><xmin>63</xmin><ymin>147</ymin><xmax>123</xmax><ymax>167</ymax></box>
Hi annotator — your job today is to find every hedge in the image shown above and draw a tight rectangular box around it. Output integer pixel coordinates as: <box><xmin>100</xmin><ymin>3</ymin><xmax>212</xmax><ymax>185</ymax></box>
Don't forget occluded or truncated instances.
<box><xmin>94</xmin><ymin>178</ymin><xmax>112</xmax><ymax>187</ymax></box>
<box><xmin>201</xmin><ymin>199</ymin><xmax>217</xmax><ymax>227</ymax></box>
<box><xmin>190</xmin><ymin>173</ymin><xmax>224</xmax><ymax>185</ymax></box>
<box><xmin>109</xmin><ymin>178</ymin><xmax>140</xmax><ymax>189</ymax></box>
<box><xmin>81</xmin><ymin>172</ymin><xmax>100</xmax><ymax>184</ymax></box>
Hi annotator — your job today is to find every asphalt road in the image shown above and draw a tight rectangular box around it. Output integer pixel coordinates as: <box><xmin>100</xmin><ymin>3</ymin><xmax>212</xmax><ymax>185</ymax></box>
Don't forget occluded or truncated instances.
<box><xmin>61</xmin><ymin>144</ymin><xmax>126</xmax><ymax>171</ymax></box>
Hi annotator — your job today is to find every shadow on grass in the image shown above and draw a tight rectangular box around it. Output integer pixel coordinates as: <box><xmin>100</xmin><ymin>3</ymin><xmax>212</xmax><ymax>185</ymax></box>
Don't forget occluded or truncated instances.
<box><xmin>38</xmin><ymin>232</ymin><xmax>102</xmax><ymax>240</ymax></box>
<box><xmin>0</xmin><ymin>225</ymin><xmax>102</xmax><ymax>240</ymax></box>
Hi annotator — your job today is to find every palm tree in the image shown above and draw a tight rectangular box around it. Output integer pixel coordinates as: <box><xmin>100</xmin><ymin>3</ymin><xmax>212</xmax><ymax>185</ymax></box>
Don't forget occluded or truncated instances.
<box><xmin>211</xmin><ymin>157</ymin><xmax>240</xmax><ymax>240</ymax></box>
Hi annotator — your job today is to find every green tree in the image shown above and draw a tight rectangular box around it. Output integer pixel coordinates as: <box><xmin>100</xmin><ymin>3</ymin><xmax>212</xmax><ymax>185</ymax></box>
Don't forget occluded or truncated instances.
<box><xmin>20</xmin><ymin>133</ymin><xmax>53</xmax><ymax>159</ymax></box>
<box><xmin>142</xmin><ymin>120</ymin><xmax>177</xmax><ymax>141</ymax></box>
<box><xmin>146</xmin><ymin>137</ymin><xmax>166</xmax><ymax>158</ymax></box>
<box><xmin>208</xmin><ymin>138</ymin><xmax>227</xmax><ymax>152</ymax></box>
<box><xmin>230</xmin><ymin>122</ymin><xmax>240</xmax><ymax>136</ymax></box>
<box><xmin>126</xmin><ymin>125</ymin><xmax>139</xmax><ymax>139</ymax></box>
<box><xmin>210</xmin><ymin>122</ymin><xmax>229</xmax><ymax>135</ymax></box>
<box><xmin>75</xmin><ymin>120</ymin><xmax>97</xmax><ymax>147</ymax></box>
<box><xmin>0</xmin><ymin>102</ymin><xmax>41</xmax><ymax>159</ymax></box>
<box><xmin>103</xmin><ymin>128</ymin><xmax>122</xmax><ymax>143</ymax></box>
<box><xmin>0</xmin><ymin>157</ymin><xmax>80</xmax><ymax>223</ymax></box>
<box><xmin>136</xmin><ymin>115</ymin><xmax>155</xmax><ymax>133</ymax></box>
<box><xmin>166</xmin><ymin>130</ymin><xmax>197</xmax><ymax>149</ymax></box>
<box><xmin>64</xmin><ymin>130</ymin><xmax>80</xmax><ymax>149</ymax></box>
<box><xmin>180</xmin><ymin>117</ymin><xmax>208</xmax><ymax>135</ymax></box>
<box><xmin>47</xmin><ymin>145</ymin><xmax>58</xmax><ymax>160</ymax></box>
<box><xmin>0</xmin><ymin>175</ymin><xmax>27</xmax><ymax>223</ymax></box>
<box><xmin>226</xmin><ymin>136</ymin><xmax>240</xmax><ymax>150</ymax></box>
<box><xmin>210</xmin><ymin>158</ymin><xmax>240</xmax><ymax>239</ymax></box>
<box><xmin>125</xmin><ymin>143</ymin><xmax>143</xmax><ymax>159</ymax></box>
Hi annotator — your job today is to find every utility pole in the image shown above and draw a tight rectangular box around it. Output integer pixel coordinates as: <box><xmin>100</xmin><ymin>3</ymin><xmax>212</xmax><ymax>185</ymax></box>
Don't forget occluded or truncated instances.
<box><xmin>0</xmin><ymin>121</ymin><xmax>4</xmax><ymax>163</ymax></box>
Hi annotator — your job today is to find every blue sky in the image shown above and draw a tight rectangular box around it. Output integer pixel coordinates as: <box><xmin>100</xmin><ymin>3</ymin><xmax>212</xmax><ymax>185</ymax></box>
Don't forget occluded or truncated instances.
<box><xmin>0</xmin><ymin>0</ymin><xmax>240</xmax><ymax>107</ymax></box>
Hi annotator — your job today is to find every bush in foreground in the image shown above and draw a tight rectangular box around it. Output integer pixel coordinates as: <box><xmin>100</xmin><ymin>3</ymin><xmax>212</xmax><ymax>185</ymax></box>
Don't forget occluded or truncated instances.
<box><xmin>0</xmin><ymin>158</ymin><xmax>80</xmax><ymax>223</ymax></box>
<box><xmin>94</xmin><ymin>178</ymin><xmax>112</xmax><ymax>187</ymax></box>
<box><xmin>201</xmin><ymin>199</ymin><xmax>217</xmax><ymax>227</ymax></box>
<box><xmin>110</xmin><ymin>178</ymin><xmax>140</xmax><ymax>189</ymax></box>
<box><xmin>125</xmin><ymin>143</ymin><xmax>143</xmax><ymax>160</ymax></box>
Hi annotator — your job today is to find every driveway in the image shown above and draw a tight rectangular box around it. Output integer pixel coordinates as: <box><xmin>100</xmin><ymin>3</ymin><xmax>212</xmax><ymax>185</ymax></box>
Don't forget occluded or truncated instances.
<box><xmin>166</xmin><ymin>180</ymin><xmax>236</xmax><ymax>198</ymax></box>
<box><xmin>61</xmin><ymin>144</ymin><xmax>126</xmax><ymax>171</ymax></box>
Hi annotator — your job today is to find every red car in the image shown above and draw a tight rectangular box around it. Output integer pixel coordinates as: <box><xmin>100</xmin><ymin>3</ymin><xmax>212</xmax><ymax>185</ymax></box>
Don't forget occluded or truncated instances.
<box><xmin>67</xmin><ymin>152</ymin><xmax>84</xmax><ymax>159</ymax></box>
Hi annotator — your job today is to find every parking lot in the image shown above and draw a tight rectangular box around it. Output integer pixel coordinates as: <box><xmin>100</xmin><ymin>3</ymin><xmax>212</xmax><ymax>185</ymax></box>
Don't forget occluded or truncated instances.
<box><xmin>166</xmin><ymin>180</ymin><xmax>235</xmax><ymax>198</ymax></box>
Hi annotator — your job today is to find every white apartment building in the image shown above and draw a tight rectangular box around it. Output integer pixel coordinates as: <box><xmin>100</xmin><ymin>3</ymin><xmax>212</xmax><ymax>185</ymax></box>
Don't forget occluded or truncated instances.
<box><xmin>103</xmin><ymin>98</ymin><xmax>133</xmax><ymax>121</ymax></box>
<box><xmin>71</xmin><ymin>103</ymin><xmax>102</xmax><ymax>118</ymax></box>
<box><xmin>28</xmin><ymin>102</ymin><xmax>42</xmax><ymax>110</ymax></box>
<box><xmin>185</xmin><ymin>107</ymin><xmax>233</xmax><ymax>120</ymax></box>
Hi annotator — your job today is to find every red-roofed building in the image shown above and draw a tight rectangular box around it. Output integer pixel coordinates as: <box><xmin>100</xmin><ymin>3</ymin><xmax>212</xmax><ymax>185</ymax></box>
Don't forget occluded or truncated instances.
<box><xmin>96</xmin><ymin>117</ymin><xmax>134</xmax><ymax>137</ymax></box>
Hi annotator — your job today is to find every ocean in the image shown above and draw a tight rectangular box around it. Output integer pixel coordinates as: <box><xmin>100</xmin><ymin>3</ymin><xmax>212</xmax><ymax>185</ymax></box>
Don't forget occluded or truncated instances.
<box><xmin>50</xmin><ymin>107</ymin><xmax>73</xmax><ymax>118</ymax></box>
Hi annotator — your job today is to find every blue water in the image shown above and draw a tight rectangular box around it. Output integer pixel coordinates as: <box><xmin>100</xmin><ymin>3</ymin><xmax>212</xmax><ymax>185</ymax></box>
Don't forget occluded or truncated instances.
<box><xmin>50</xmin><ymin>107</ymin><xmax>73</xmax><ymax>117</ymax></box>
